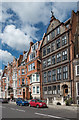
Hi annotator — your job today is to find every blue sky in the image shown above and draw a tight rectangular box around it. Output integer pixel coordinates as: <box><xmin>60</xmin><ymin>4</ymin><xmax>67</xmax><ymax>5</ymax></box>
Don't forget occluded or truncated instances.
<box><xmin>0</xmin><ymin>2</ymin><xmax>77</xmax><ymax>70</ymax></box>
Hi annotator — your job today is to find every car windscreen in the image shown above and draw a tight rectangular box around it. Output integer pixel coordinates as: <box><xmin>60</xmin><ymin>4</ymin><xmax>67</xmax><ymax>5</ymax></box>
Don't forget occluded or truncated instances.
<box><xmin>36</xmin><ymin>100</ymin><xmax>42</xmax><ymax>102</ymax></box>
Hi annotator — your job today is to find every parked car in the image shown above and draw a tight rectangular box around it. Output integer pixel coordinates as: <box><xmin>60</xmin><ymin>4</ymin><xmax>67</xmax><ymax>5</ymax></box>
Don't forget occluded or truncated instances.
<box><xmin>29</xmin><ymin>99</ymin><xmax>47</xmax><ymax>108</ymax></box>
<box><xmin>16</xmin><ymin>98</ymin><xmax>29</xmax><ymax>106</ymax></box>
<box><xmin>1</xmin><ymin>99</ymin><xmax>8</xmax><ymax>103</ymax></box>
<box><xmin>0</xmin><ymin>98</ymin><xmax>3</xmax><ymax>103</ymax></box>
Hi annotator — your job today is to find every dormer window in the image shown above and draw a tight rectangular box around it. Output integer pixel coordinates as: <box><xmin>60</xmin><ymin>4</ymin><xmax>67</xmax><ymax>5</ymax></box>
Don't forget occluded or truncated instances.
<box><xmin>31</xmin><ymin>42</ymin><xmax>39</xmax><ymax>52</ymax></box>
<box><xmin>29</xmin><ymin>52</ymin><xmax>36</xmax><ymax>61</ymax></box>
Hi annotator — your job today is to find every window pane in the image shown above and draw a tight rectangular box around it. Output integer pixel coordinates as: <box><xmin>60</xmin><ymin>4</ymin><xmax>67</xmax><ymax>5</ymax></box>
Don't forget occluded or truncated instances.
<box><xmin>37</xmin><ymin>86</ymin><xmax>39</xmax><ymax>93</ymax></box>
<box><xmin>56</xmin><ymin>39</ymin><xmax>60</xmax><ymax>49</ymax></box>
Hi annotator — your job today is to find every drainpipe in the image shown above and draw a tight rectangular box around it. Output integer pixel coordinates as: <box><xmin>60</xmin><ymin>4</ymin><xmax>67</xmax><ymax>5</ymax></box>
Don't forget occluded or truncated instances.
<box><xmin>68</xmin><ymin>31</ymin><xmax>72</xmax><ymax>98</ymax></box>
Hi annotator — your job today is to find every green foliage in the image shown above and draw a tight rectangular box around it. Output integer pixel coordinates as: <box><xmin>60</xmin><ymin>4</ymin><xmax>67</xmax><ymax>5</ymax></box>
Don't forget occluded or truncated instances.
<box><xmin>65</xmin><ymin>97</ymin><xmax>73</xmax><ymax>106</ymax></box>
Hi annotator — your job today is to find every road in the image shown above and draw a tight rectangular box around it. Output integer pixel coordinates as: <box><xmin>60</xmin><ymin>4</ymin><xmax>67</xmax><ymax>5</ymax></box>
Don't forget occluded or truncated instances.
<box><xmin>0</xmin><ymin>103</ymin><xmax>78</xmax><ymax>120</ymax></box>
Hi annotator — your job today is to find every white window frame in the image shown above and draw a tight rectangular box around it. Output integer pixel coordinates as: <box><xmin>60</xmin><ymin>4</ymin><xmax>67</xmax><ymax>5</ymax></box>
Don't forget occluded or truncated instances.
<box><xmin>33</xmin><ymin>86</ymin><xmax>36</xmax><ymax>94</ymax></box>
<box><xmin>76</xmin><ymin>82</ymin><xmax>79</xmax><ymax>96</ymax></box>
<box><xmin>76</xmin><ymin>65</ymin><xmax>79</xmax><ymax>76</ymax></box>
<box><xmin>37</xmin><ymin>86</ymin><xmax>40</xmax><ymax>94</ymax></box>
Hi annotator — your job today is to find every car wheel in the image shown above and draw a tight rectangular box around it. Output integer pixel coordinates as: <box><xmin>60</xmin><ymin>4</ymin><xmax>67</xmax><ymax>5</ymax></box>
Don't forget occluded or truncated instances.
<box><xmin>36</xmin><ymin>105</ymin><xmax>39</xmax><ymax>108</ymax></box>
<box><xmin>29</xmin><ymin>104</ymin><xmax>31</xmax><ymax>107</ymax></box>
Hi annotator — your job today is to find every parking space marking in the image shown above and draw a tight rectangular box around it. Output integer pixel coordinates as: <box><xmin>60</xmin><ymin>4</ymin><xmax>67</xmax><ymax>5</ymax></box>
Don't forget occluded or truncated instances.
<box><xmin>35</xmin><ymin>112</ymin><xmax>70</xmax><ymax>120</ymax></box>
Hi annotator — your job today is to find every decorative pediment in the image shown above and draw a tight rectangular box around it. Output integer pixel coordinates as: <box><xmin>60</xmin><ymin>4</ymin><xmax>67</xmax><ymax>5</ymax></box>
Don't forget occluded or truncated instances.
<box><xmin>46</xmin><ymin>19</ymin><xmax>61</xmax><ymax>34</ymax></box>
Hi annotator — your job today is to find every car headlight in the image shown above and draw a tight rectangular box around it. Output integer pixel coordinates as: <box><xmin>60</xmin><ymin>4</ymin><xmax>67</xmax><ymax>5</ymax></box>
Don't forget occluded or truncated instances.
<box><xmin>40</xmin><ymin>103</ymin><xmax>42</xmax><ymax>105</ymax></box>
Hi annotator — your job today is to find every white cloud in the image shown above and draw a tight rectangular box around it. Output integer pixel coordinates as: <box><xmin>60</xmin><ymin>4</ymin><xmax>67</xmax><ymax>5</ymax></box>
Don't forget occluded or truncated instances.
<box><xmin>0</xmin><ymin>25</ymin><xmax>33</xmax><ymax>51</ymax></box>
<box><xmin>1</xmin><ymin>2</ymin><xmax>52</xmax><ymax>51</ymax></box>
<box><xmin>52</xmin><ymin>2</ymin><xmax>77</xmax><ymax>22</ymax></box>
<box><xmin>0</xmin><ymin>2</ymin><xmax>77</xmax><ymax>52</ymax></box>
<box><xmin>2</xmin><ymin>2</ymin><xmax>51</xmax><ymax>25</ymax></box>
<box><xmin>0</xmin><ymin>49</ymin><xmax>14</xmax><ymax>65</ymax></box>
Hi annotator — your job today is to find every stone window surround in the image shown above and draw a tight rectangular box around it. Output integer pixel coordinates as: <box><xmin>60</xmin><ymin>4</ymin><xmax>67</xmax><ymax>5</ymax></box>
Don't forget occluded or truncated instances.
<box><xmin>42</xmin><ymin>49</ymin><xmax>68</xmax><ymax>69</ymax></box>
<box><xmin>42</xmin><ymin>33</ymin><xmax>68</xmax><ymax>57</ymax></box>
<box><xmin>32</xmin><ymin>85</ymin><xmax>40</xmax><ymax>94</ymax></box>
<box><xmin>43</xmin><ymin>65</ymin><xmax>69</xmax><ymax>83</ymax></box>
<box><xmin>43</xmin><ymin>84</ymin><xmax>60</xmax><ymax>95</ymax></box>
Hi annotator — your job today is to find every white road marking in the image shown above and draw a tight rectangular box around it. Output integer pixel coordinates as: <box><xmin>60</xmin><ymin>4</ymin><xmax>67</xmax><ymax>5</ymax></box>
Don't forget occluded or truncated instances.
<box><xmin>0</xmin><ymin>106</ymin><xmax>6</xmax><ymax>108</ymax></box>
<box><xmin>35</xmin><ymin>113</ymin><xmax>70</xmax><ymax>120</ymax></box>
<box><xmin>16</xmin><ymin>109</ymin><xmax>25</xmax><ymax>112</ymax></box>
<box><xmin>10</xmin><ymin>108</ymin><xmax>15</xmax><ymax>110</ymax></box>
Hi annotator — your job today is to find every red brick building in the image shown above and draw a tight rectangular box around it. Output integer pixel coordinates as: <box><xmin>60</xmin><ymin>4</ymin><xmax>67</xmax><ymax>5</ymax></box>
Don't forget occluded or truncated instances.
<box><xmin>26</xmin><ymin>41</ymin><xmax>42</xmax><ymax>99</ymax></box>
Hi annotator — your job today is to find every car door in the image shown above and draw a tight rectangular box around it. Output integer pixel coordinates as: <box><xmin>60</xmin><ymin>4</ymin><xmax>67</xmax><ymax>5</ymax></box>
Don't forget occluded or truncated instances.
<box><xmin>30</xmin><ymin>100</ymin><xmax>33</xmax><ymax>106</ymax></box>
<box><xmin>30</xmin><ymin>100</ymin><xmax>35</xmax><ymax>106</ymax></box>
<box><xmin>18</xmin><ymin>99</ymin><xmax>21</xmax><ymax>105</ymax></box>
<box><xmin>16</xmin><ymin>99</ymin><xmax>18</xmax><ymax>104</ymax></box>
<box><xmin>32</xmin><ymin>100</ymin><xmax>36</xmax><ymax>107</ymax></box>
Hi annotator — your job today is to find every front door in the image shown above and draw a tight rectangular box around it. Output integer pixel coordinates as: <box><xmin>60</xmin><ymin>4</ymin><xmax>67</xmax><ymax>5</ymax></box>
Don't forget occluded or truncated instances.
<box><xmin>64</xmin><ymin>88</ymin><xmax>68</xmax><ymax>97</ymax></box>
<box><xmin>23</xmin><ymin>89</ymin><xmax>25</xmax><ymax>99</ymax></box>
<box><xmin>62</xmin><ymin>84</ymin><xmax>68</xmax><ymax>97</ymax></box>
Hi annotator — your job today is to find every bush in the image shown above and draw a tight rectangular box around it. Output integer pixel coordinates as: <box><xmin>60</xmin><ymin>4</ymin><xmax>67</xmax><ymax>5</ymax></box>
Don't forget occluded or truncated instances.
<box><xmin>65</xmin><ymin>98</ymin><xmax>73</xmax><ymax>106</ymax></box>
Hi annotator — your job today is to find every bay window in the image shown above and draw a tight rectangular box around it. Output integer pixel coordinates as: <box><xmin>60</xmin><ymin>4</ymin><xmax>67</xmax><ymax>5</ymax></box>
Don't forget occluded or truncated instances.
<box><xmin>37</xmin><ymin>86</ymin><xmax>40</xmax><ymax>94</ymax></box>
<box><xmin>33</xmin><ymin>86</ymin><xmax>35</xmax><ymax>94</ymax></box>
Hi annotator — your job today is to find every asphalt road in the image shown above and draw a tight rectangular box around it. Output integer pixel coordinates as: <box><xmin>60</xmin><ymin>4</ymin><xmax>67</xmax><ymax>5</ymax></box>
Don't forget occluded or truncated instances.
<box><xmin>0</xmin><ymin>103</ymin><xmax>78</xmax><ymax>120</ymax></box>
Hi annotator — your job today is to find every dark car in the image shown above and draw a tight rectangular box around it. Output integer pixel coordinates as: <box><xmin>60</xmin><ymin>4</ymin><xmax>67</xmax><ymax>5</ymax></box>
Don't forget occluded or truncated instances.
<box><xmin>2</xmin><ymin>99</ymin><xmax>8</xmax><ymax>103</ymax></box>
<box><xmin>16</xmin><ymin>98</ymin><xmax>29</xmax><ymax>106</ymax></box>
<box><xmin>29</xmin><ymin>99</ymin><xmax>47</xmax><ymax>108</ymax></box>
